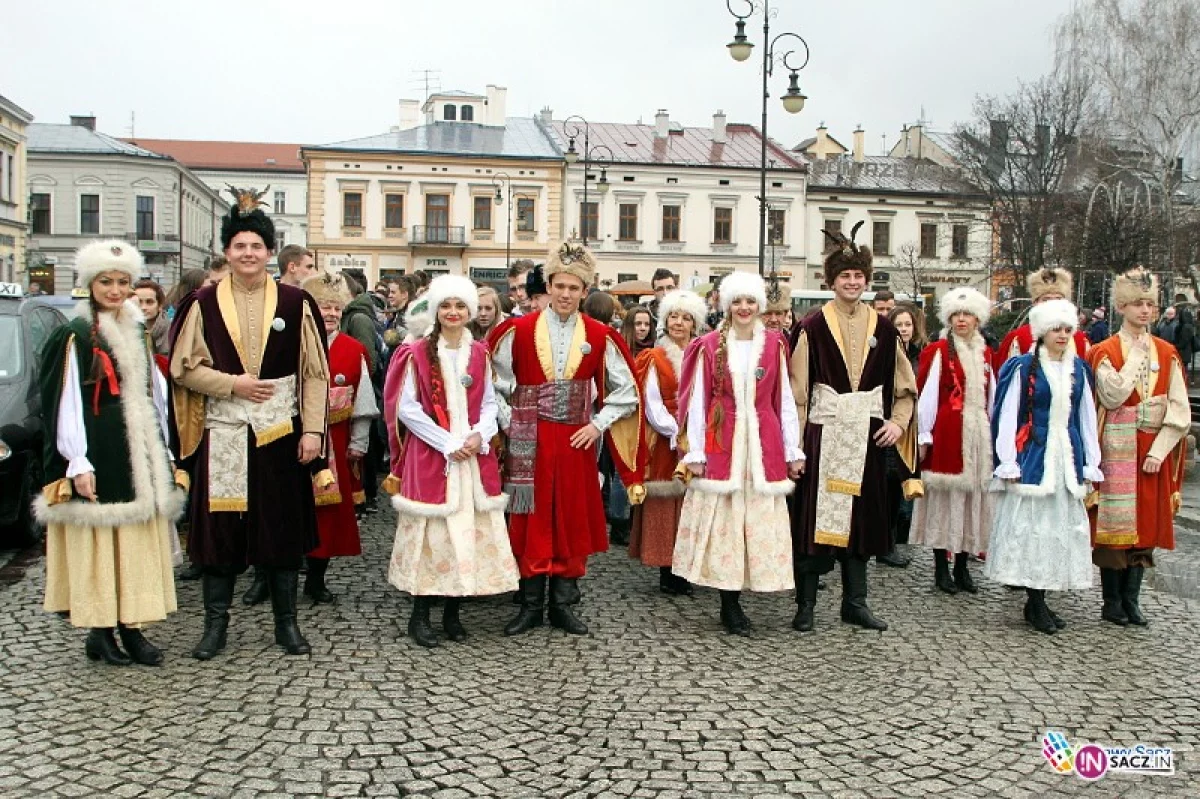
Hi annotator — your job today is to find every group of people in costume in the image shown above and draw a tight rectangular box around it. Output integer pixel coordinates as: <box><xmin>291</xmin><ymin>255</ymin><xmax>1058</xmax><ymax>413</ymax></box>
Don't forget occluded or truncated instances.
<box><xmin>34</xmin><ymin>193</ymin><xmax>1187</xmax><ymax>663</ymax></box>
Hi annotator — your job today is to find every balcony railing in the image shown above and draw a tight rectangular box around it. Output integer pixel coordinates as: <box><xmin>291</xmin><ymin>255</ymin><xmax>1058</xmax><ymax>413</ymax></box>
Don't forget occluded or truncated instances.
<box><xmin>410</xmin><ymin>225</ymin><xmax>466</xmax><ymax>246</ymax></box>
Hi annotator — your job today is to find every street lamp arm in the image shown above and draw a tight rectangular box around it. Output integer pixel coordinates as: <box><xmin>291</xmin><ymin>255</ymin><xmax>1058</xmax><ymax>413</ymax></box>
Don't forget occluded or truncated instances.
<box><xmin>725</xmin><ymin>0</ymin><xmax>754</xmax><ymax>20</ymax></box>
<box><xmin>587</xmin><ymin>143</ymin><xmax>615</xmax><ymax>165</ymax></box>
<box><xmin>769</xmin><ymin>31</ymin><xmax>810</xmax><ymax>73</ymax></box>
<box><xmin>562</xmin><ymin>115</ymin><xmax>588</xmax><ymax>142</ymax></box>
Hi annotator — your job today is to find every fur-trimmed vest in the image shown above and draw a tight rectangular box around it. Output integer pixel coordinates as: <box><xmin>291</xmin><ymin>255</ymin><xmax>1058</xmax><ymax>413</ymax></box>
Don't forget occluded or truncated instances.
<box><xmin>36</xmin><ymin>299</ymin><xmax>183</xmax><ymax>527</ymax></box>
<box><xmin>390</xmin><ymin>335</ymin><xmax>506</xmax><ymax>517</ymax></box>
<box><xmin>677</xmin><ymin>324</ymin><xmax>793</xmax><ymax>495</ymax></box>
<box><xmin>917</xmin><ymin>334</ymin><xmax>994</xmax><ymax>490</ymax></box>
<box><xmin>636</xmin><ymin>340</ymin><xmax>686</xmax><ymax>497</ymax></box>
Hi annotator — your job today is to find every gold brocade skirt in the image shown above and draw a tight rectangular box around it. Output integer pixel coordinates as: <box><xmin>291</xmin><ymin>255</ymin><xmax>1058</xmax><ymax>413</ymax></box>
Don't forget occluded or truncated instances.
<box><xmin>44</xmin><ymin>516</ymin><xmax>178</xmax><ymax>628</ymax></box>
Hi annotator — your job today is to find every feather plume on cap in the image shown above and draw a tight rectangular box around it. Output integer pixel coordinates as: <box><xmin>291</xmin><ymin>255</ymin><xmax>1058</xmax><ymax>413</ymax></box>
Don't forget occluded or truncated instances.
<box><xmin>822</xmin><ymin>220</ymin><xmax>873</xmax><ymax>285</ymax></box>
<box><xmin>220</xmin><ymin>184</ymin><xmax>276</xmax><ymax>250</ymax></box>
<box><xmin>1112</xmin><ymin>266</ymin><xmax>1159</xmax><ymax>308</ymax></box>
<box><xmin>545</xmin><ymin>241</ymin><xmax>596</xmax><ymax>287</ymax></box>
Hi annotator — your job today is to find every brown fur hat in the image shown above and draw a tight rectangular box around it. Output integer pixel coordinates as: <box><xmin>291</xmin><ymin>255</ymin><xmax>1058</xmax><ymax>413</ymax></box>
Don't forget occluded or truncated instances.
<box><xmin>545</xmin><ymin>241</ymin><xmax>596</xmax><ymax>287</ymax></box>
<box><xmin>822</xmin><ymin>221</ymin><xmax>873</xmax><ymax>285</ymax></box>
<box><xmin>1026</xmin><ymin>267</ymin><xmax>1073</xmax><ymax>302</ymax></box>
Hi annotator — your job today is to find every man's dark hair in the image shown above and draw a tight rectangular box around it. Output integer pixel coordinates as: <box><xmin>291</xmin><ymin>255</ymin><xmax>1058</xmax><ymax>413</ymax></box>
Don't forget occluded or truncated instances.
<box><xmin>651</xmin><ymin>268</ymin><xmax>677</xmax><ymax>286</ymax></box>
<box><xmin>341</xmin><ymin>268</ymin><xmax>367</xmax><ymax>295</ymax></box>
<box><xmin>391</xmin><ymin>275</ymin><xmax>416</xmax><ymax>294</ymax></box>
<box><xmin>508</xmin><ymin>259</ymin><xmax>535</xmax><ymax>279</ymax></box>
<box><xmin>873</xmin><ymin>290</ymin><xmax>895</xmax><ymax>303</ymax></box>
<box><xmin>277</xmin><ymin>245</ymin><xmax>312</xmax><ymax>273</ymax></box>
<box><xmin>207</xmin><ymin>256</ymin><xmax>229</xmax><ymax>272</ymax></box>
<box><xmin>412</xmin><ymin>270</ymin><xmax>431</xmax><ymax>289</ymax></box>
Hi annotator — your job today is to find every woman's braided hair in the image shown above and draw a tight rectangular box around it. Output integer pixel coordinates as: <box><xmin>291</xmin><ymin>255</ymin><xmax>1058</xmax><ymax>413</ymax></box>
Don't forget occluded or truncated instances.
<box><xmin>707</xmin><ymin>316</ymin><xmax>733</xmax><ymax>439</ymax></box>
<box><xmin>425</xmin><ymin>318</ymin><xmax>447</xmax><ymax>426</ymax></box>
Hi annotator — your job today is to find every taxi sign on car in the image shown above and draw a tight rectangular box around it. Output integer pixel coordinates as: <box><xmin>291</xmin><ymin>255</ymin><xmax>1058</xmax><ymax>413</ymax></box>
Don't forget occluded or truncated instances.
<box><xmin>0</xmin><ymin>282</ymin><xmax>24</xmax><ymax>298</ymax></box>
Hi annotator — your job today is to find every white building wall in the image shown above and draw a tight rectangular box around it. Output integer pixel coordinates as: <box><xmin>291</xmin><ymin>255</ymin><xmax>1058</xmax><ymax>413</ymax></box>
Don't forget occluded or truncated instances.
<box><xmin>186</xmin><ymin>168</ymin><xmax>308</xmax><ymax>259</ymax></box>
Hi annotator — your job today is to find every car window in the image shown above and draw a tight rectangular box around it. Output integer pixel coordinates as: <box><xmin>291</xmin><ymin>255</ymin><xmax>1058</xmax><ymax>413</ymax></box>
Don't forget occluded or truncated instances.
<box><xmin>33</xmin><ymin>308</ymin><xmax>65</xmax><ymax>361</ymax></box>
<box><xmin>0</xmin><ymin>315</ymin><xmax>22</xmax><ymax>380</ymax></box>
<box><xmin>27</xmin><ymin>308</ymin><xmax>53</xmax><ymax>359</ymax></box>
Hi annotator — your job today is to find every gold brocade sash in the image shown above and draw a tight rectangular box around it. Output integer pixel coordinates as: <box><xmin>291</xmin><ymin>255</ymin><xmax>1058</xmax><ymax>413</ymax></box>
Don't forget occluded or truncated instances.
<box><xmin>808</xmin><ymin>383</ymin><xmax>884</xmax><ymax>547</ymax></box>
<box><xmin>205</xmin><ymin>376</ymin><xmax>298</xmax><ymax>512</ymax></box>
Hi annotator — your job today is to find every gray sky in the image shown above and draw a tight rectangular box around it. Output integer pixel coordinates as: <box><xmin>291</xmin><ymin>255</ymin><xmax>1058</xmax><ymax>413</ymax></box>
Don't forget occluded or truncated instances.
<box><xmin>4</xmin><ymin>0</ymin><xmax>1074</xmax><ymax>152</ymax></box>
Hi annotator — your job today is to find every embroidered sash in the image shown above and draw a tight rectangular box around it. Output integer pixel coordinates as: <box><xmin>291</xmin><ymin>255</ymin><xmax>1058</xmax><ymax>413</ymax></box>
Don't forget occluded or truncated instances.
<box><xmin>808</xmin><ymin>383</ymin><xmax>884</xmax><ymax>547</ymax></box>
<box><xmin>205</xmin><ymin>376</ymin><xmax>298</xmax><ymax>512</ymax></box>
<box><xmin>1096</xmin><ymin>404</ymin><xmax>1140</xmax><ymax>546</ymax></box>
<box><xmin>504</xmin><ymin>379</ymin><xmax>592</xmax><ymax>513</ymax></box>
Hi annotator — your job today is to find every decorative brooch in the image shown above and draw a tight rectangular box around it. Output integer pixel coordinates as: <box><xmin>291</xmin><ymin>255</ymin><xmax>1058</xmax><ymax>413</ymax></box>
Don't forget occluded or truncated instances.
<box><xmin>580</xmin><ymin>342</ymin><xmax>592</xmax><ymax>355</ymax></box>
<box><xmin>1150</xmin><ymin>363</ymin><xmax>1160</xmax><ymax>372</ymax></box>
<box><xmin>461</xmin><ymin>374</ymin><xmax>474</xmax><ymax>388</ymax></box>
<box><xmin>867</xmin><ymin>335</ymin><xmax>877</xmax><ymax>349</ymax></box>
<box><xmin>558</xmin><ymin>242</ymin><xmax>587</xmax><ymax>265</ymax></box>
<box><xmin>271</xmin><ymin>318</ymin><xmax>286</xmax><ymax>332</ymax></box>
<box><xmin>334</xmin><ymin>374</ymin><xmax>347</xmax><ymax>386</ymax></box>
<box><xmin>110</xmin><ymin>245</ymin><xmax>123</xmax><ymax>256</ymax></box>
<box><xmin>755</xmin><ymin>366</ymin><xmax>766</xmax><ymax>380</ymax></box>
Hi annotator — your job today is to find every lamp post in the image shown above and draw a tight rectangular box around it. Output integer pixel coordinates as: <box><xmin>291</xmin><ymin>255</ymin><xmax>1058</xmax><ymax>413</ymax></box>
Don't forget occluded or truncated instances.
<box><xmin>725</xmin><ymin>0</ymin><xmax>810</xmax><ymax>275</ymax></box>
<box><xmin>492</xmin><ymin>172</ymin><xmax>513</xmax><ymax>270</ymax></box>
<box><xmin>561</xmin><ymin>115</ymin><xmax>613</xmax><ymax>247</ymax></box>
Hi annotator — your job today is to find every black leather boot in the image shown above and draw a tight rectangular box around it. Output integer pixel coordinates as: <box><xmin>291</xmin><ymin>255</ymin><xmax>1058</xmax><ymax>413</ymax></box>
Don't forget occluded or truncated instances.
<box><xmin>1121</xmin><ymin>566</ymin><xmax>1148</xmax><ymax>626</ymax></box>
<box><xmin>672</xmin><ymin>574</ymin><xmax>694</xmax><ymax>596</ymax></box>
<box><xmin>504</xmin><ymin>575</ymin><xmax>546</xmax><ymax>636</ymax></box>
<box><xmin>304</xmin><ymin>557</ymin><xmax>335</xmax><ymax>604</ymax></box>
<box><xmin>1099</xmin><ymin>567</ymin><xmax>1129</xmax><ymax>625</ymax></box>
<box><xmin>268</xmin><ymin>570</ymin><xmax>312</xmax><ymax>655</ymax></box>
<box><xmin>1024</xmin><ymin>588</ymin><xmax>1056</xmax><ymax>634</ymax></box>
<box><xmin>840</xmin><ymin>558</ymin><xmax>888</xmax><ymax>630</ymax></box>
<box><xmin>953</xmin><ymin>552</ymin><xmax>978</xmax><ymax>594</ymax></box>
<box><xmin>241</xmin><ymin>567</ymin><xmax>269</xmax><ymax>606</ymax></box>
<box><xmin>877</xmin><ymin>547</ymin><xmax>910</xmax><ymax>568</ymax></box>
<box><xmin>408</xmin><ymin>597</ymin><xmax>439</xmax><ymax>648</ymax></box>
<box><xmin>548</xmin><ymin>577</ymin><xmax>589</xmax><ymax>635</ymax></box>
<box><xmin>934</xmin><ymin>549</ymin><xmax>958</xmax><ymax>594</ymax></box>
<box><xmin>609</xmin><ymin>516</ymin><xmax>630</xmax><ymax>547</ymax></box>
<box><xmin>443</xmin><ymin>598</ymin><xmax>467</xmax><ymax>642</ymax></box>
<box><xmin>117</xmin><ymin>624</ymin><xmax>163</xmax><ymax>666</ymax></box>
<box><xmin>1027</xmin><ymin>596</ymin><xmax>1067</xmax><ymax>629</ymax></box>
<box><xmin>178</xmin><ymin>563</ymin><xmax>203</xmax><ymax>581</ymax></box>
<box><xmin>719</xmin><ymin>590</ymin><xmax>750</xmax><ymax>636</ymax></box>
<box><xmin>193</xmin><ymin>571</ymin><xmax>234</xmax><ymax>660</ymax></box>
<box><xmin>85</xmin><ymin>628</ymin><xmax>132</xmax><ymax>665</ymax></box>
<box><xmin>791</xmin><ymin>574</ymin><xmax>820</xmax><ymax>632</ymax></box>
<box><xmin>659</xmin><ymin>566</ymin><xmax>677</xmax><ymax>595</ymax></box>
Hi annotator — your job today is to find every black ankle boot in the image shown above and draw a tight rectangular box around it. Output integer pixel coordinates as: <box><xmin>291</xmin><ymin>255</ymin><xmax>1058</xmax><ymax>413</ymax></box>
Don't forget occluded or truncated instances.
<box><xmin>1121</xmin><ymin>566</ymin><xmax>1148</xmax><ymax>626</ymax></box>
<box><xmin>303</xmin><ymin>557</ymin><xmax>335</xmax><ymax>604</ymax></box>
<box><xmin>672</xmin><ymin>574</ymin><xmax>694</xmax><ymax>596</ymax></box>
<box><xmin>934</xmin><ymin>550</ymin><xmax>958</xmax><ymax>594</ymax></box>
<box><xmin>548</xmin><ymin>577</ymin><xmax>588</xmax><ymax>635</ymax></box>
<box><xmin>117</xmin><ymin>624</ymin><xmax>163</xmax><ymax>666</ymax></box>
<box><xmin>841</xmin><ymin>558</ymin><xmax>887</xmax><ymax>630</ymax></box>
<box><xmin>953</xmin><ymin>552</ymin><xmax>978</xmax><ymax>594</ymax></box>
<box><xmin>659</xmin><ymin>566</ymin><xmax>677</xmax><ymax>595</ymax></box>
<box><xmin>1099</xmin><ymin>568</ymin><xmax>1129</xmax><ymax>625</ymax></box>
<box><xmin>791</xmin><ymin>574</ymin><xmax>820</xmax><ymax>632</ymax></box>
<box><xmin>609</xmin><ymin>516</ymin><xmax>630</xmax><ymax>547</ymax></box>
<box><xmin>719</xmin><ymin>590</ymin><xmax>750</xmax><ymax>636</ymax></box>
<box><xmin>193</xmin><ymin>571</ymin><xmax>234</xmax><ymax>661</ymax></box>
<box><xmin>504</xmin><ymin>575</ymin><xmax>546</xmax><ymax>636</ymax></box>
<box><xmin>85</xmin><ymin>628</ymin><xmax>132</xmax><ymax>666</ymax></box>
<box><xmin>1024</xmin><ymin>588</ymin><xmax>1056</xmax><ymax>634</ymax></box>
<box><xmin>241</xmin><ymin>567</ymin><xmax>269</xmax><ymax>606</ymax></box>
<box><xmin>268</xmin><ymin>570</ymin><xmax>311</xmax><ymax>655</ymax></box>
<box><xmin>443</xmin><ymin>598</ymin><xmax>467</xmax><ymax>642</ymax></box>
<box><xmin>408</xmin><ymin>597</ymin><xmax>439</xmax><ymax>648</ymax></box>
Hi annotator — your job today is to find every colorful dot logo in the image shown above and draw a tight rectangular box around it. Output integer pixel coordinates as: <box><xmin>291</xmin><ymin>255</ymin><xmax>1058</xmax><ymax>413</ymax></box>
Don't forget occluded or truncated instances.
<box><xmin>1073</xmin><ymin>744</ymin><xmax>1109</xmax><ymax>781</ymax></box>
<box><xmin>1042</xmin><ymin>731</ymin><xmax>1075</xmax><ymax>774</ymax></box>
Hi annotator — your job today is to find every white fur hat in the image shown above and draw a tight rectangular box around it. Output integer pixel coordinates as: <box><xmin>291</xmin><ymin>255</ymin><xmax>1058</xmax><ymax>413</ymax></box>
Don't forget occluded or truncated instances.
<box><xmin>717</xmin><ymin>271</ymin><xmax>767</xmax><ymax>314</ymax></box>
<box><xmin>937</xmin><ymin>286</ymin><xmax>991</xmax><ymax>327</ymax></box>
<box><xmin>656</xmin><ymin>289</ymin><xmax>708</xmax><ymax>337</ymax></box>
<box><xmin>74</xmin><ymin>239</ymin><xmax>144</xmax><ymax>288</ymax></box>
<box><xmin>1029</xmin><ymin>298</ymin><xmax>1079</xmax><ymax>340</ymax></box>
<box><xmin>425</xmin><ymin>275</ymin><xmax>479</xmax><ymax>320</ymax></box>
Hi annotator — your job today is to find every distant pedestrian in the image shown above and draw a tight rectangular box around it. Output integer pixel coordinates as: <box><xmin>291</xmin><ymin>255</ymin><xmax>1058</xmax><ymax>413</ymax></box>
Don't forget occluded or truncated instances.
<box><xmin>1086</xmin><ymin>307</ymin><xmax>1109</xmax><ymax>344</ymax></box>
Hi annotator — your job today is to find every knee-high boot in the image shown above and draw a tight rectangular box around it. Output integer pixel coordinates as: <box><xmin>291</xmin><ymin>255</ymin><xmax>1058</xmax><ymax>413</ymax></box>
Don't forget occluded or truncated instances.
<box><xmin>408</xmin><ymin>596</ymin><xmax>439</xmax><ymax>648</ymax></box>
<box><xmin>504</xmin><ymin>575</ymin><xmax>546</xmax><ymax>636</ymax></box>
<box><xmin>442</xmin><ymin>597</ymin><xmax>467</xmax><ymax>642</ymax></box>
<box><xmin>791</xmin><ymin>574</ymin><xmax>820</xmax><ymax>632</ymax></box>
<box><xmin>1099</xmin><ymin>567</ymin><xmax>1129</xmax><ymax>625</ymax></box>
<box><xmin>952</xmin><ymin>551</ymin><xmax>978</xmax><ymax>594</ymax></box>
<box><xmin>1024</xmin><ymin>588</ymin><xmax>1056</xmax><ymax>634</ymax></box>
<box><xmin>193</xmin><ymin>571</ymin><xmax>235</xmax><ymax>660</ymax></box>
<box><xmin>719</xmin><ymin>590</ymin><xmax>750</xmax><ymax>636</ymax></box>
<box><xmin>548</xmin><ymin>577</ymin><xmax>588</xmax><ymax>635</ymax></box>
<box><xmin>934</xmin><ymin>549</ymin><xmax>958</xmax><ymax>594</ymax></box>
<box><xmin>1121</xmin><ymin>566</ymin><xmax>1148</xmax><ymax>626</ymax></box>
<box><xmin>241</xmin><ymin>566</ymin><xmax>269</xmax><ymax>606</ymax></box>
<box><xmin>303</xmin><ymin>556</ymin><xmax>335</xmax><ymax>604</ymax></box>
<box><xmin>268</xmin><ymin>570</ymin><xmax>312</xmax><ymax>655</ymax></box>
<box><xmin>840</xmin><ymin>558</ymin><xmax>887</xmax><ymax>630</ymax></box>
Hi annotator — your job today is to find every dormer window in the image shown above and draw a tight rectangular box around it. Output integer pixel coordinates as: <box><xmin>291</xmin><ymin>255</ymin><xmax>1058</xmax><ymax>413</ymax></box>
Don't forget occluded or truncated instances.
<box><xmin>461</xmin><ymin>105</ymin><xmax>474</xmax><ymax>121</ymax></box>
<box><xmin>444</xmin><ymin>104</ymin><xmax>457</xmax><ymax>121</ymax></box>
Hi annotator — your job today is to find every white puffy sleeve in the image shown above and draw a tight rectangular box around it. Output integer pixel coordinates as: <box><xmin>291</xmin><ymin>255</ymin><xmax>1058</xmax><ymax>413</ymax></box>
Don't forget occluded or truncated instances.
<box><xmin>993</xmin><ymin>363</ymin><xmax>1023</xmax><ymax>479</ymax></box>
<box><xmin>780</xmin><ymin>360</ymin><xmax>803</xmax><ymax>462</ymax></box>
<box><xmin>56</xmin><ymin>339</ymin><xmax>93</xmax><ymax>478</ymax></box>
<box><xmin>916</xmin><ymin>349</ymin><xmax>941</xmax><ymax>446</ymax></box>
<box><xmin>593</xmin><ymin>342</ymin><xmax>639</xmax><ymax>433</ymax></box>
<box><xmin>397</xmin><ymin>365</ymin><xmax>458</xmax><ymax>457</ymax></box>
<box><xmin>470</xmin><ymin>378</ymin><xmax>500</xmax><ymax>455</ymax></box>
<box><xmin>1079</xmin><ymin>368</ymin><xmax>1104</xmax><ymax>482</ymax></box>
<box><xmin>643</xmin><ymin>367</ymin><xmax>678</xmax><ymax>446</ymax></box>
<box><xmin>490</xmin><ymin>328</ymin><xmax>515</xmax><ymax>431</ymax></box>
<box><xmin>682</xmin><ymin>357</ymin><xmax>708</xmax><ymax>465</ymax></box>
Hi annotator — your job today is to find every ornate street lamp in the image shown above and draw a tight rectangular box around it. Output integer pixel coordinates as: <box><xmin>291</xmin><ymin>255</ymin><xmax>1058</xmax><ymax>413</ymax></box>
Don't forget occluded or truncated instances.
<box><xmin>562</xmin><ymin>115</ymin><xmax>614</xmax><ymax>247</ymax></box>
<box><xmin>725</xmin><ymin>0</ymin><xmax>811</xmax><ymax>275</ymax></box>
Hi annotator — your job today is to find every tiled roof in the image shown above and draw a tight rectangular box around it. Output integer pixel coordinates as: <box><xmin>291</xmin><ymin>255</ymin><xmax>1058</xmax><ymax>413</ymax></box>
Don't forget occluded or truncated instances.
<box><xmin>121</xmin><ymin>138</ymin><xmax>305</xmax><ymax>173</ymax></box>
<box><xmin>807</xmin><ymin>155</ymin><xmax>982</xmax><ymax>196</ymax></box>
<box><xmin>306</xmin><ymin>117</ymin><xmax>561</xmax><ymax>160</ymax></box>
<box><xmin>29</xmin><ymin>123</ymin><xmax>168</xmax><ymax>158</ymax></box>
<box><xmin>546</xmin><ymin>120</ymin><xmax>805</xmax><ymax>170</ymax></box>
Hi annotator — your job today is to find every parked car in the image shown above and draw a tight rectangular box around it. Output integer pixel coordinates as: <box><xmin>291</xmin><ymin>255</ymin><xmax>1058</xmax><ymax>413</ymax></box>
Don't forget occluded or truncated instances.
<box><xmin>27</xmin><ymin>288</ymin><xmax>89</xmax><ymax>320</ymax></box>
<box><xmin>0</xmin><ymin>283</ymin><xmax>68</xmax><ymax>548</ymax></box>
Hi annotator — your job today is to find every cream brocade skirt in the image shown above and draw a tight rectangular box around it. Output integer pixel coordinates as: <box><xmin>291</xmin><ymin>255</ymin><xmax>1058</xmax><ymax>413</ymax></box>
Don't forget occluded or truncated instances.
<box><xmin>911</xmin><ymin>484</ymin><xmax>994</xmax><ymax>554</ymax></box>
<box><xmin>44</xmin><ymin>516</ymin><xmax>178</xmax><ymax>628</ymax></box>
<box><xmin>387</xmin><ymin>461</ymin><xmax>519</xmax><ymax>597</ymax></box>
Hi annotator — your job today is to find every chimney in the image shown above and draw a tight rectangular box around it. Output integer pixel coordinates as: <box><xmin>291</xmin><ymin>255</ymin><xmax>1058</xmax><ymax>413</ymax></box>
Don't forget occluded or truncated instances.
<box><xmin>539</xmin><ymin>106</ymin><xmax>554</xmax><ymax>125</ymax></box>
<box><xmin>853</xmin><ymin>125</ymin><xmax>865</xmax><ymax>163</ymax></box>
<box><xmin>987</xmin><ymin>119</ymin><xmax>1010</xmax><ymax>177</ymax></box>
<box><xmin>815</xmin><ymin>124</ymin><xmax>828</xmax><ymax>160</ymax></box>
<box><xmin>655</xmin><ymin>109</ymin><xmax>670</xmax><ymax>139</ymax></box>
<box><xmin>712</xmin><ymin>110</ymin><xmax>727</xmax><ymax>143</ymax></box>
<box><xmin>485</xmin><ymin>84</ymin><xmax>508</xmax><ymax>127</ymax></box>
<box><xmin>398</xmin><ymin>99</ymin><xmax>421</xmax><ymax>131</ymax></box>
<box><xmin>900</xmin><ymin>123</ymin><xmax>910</xmax><ymax>157</ymax></box>
<box><xmin>70</xmin><ymin>115</ymin><xmax>96</xmax><ymax>131</ymax></box>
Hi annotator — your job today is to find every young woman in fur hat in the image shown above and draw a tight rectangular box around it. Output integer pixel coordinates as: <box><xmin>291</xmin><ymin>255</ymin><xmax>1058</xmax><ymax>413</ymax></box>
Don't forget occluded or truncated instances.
<box><xmin>386</xmin><ymin>275</ymin><xmax>519</xmax><ymax>647</ymax></box>
<box><xmin>986</xmin><ymin>299</ymin><xmax>1104</xmax><ymax>633</ymax></box>
<box><xmin>628</xmin><ymin>290</ymin><xmax>708</xmax><ymax>595</ymax></box>
<box><xmin>912</xmin><ymin>287</ymin><xmax>998</xmax><ymax>595</ymax></box>
<box><xmin>36</xmin><ymin>240</ymin><xmax>185</xmax><ymax>665</ymax></box>
<box><xmin>301</xmin><ymin>271</ymin><xmax>379</xmax><ymax>604</ymax></box>
<box><xmin>673</xmin><ymin>271</ymin><xmax>803</xmax><ymax>635</ymax></box>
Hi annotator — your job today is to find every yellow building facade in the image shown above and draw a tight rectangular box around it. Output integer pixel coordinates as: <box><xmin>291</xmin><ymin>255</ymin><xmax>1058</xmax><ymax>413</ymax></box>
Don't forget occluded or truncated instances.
<box><xmin>0</xmin><ymin>95</ymin><xmax>33</xmax><ymax>285</ymax></box>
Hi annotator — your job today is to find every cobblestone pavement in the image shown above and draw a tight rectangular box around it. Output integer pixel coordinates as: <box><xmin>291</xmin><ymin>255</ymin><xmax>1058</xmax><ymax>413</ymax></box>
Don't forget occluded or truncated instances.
<box><xmin>1</xmin><ymin>507</ymin><xmax>1198</xmax><ymax>798</ymax></box>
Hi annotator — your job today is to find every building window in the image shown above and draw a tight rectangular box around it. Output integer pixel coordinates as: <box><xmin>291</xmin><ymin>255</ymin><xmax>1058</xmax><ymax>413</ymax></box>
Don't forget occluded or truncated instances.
<box><xmin>872</xmin><ymin>220</ymin><xmax>890</xmax><ymax>256</ymax></box>
<box><xmin>426</xmin><ymin>193</ymin><xmax>450</xmax><ymax>238</ymax></box>
<box><xmin>135</xmin><ymin>196</ymin><xmax>154</xmax><ymax>239</ymax></box>
<box><xmin>385</xmin><ymin>194</ymin><xmax>404</xmax><ymax>229</ymax></box>
<box><xmin>444</xmin><ymin>104</ymin><xmax>457</xmax><ymax>121</ymax></box>
<box><xmin>920</xmin><ymin>223</ymin><xmax>938</xmax><ymax>258</ymax></box>
<box><xmin>768</xmin><ymin>209</ymin><xmax>786</xmax><ymax>246</ymax></box>
<box><xmin>999</xmin><ymin>223</ymin><xmax>1015</xmax><ymax>259</ymax></box>
<box><xmin>461</xmin><ymin>105</ymin><xmax>474</xmax><ymax>122</ymax></box>
<box><xmin>516</xmin><ymin>197</ymin><xmax>535</xmax><ymax>232</ymax></box>
<box><xmin>473</xmin><ymin>196</ymin><xmax>493</xmax><ymax>230</ymax></box>
<box><xmin>617</xmin><ymin>272</ymin><xmax>639</xmax><ymax>283</ymax></box>
<box><xmin>713</xmin><ymin>207</ymin><xmax>733</xmax><ymax>244</ymax></box>
<box><xmin>580</xmin><ymin>201</ymin><xmax>598</xmax><ymax>241</ymax></box>
<box><xmin>661</xmin><ymin>205</ymin><xmax>681</xmax><ymax>241</ymax></box>
<box><xmin>30</xmin><ymin>192</ymin><xmax>50</xmax><ymax>234</ymax></box>
<box><xmin>273</xmin><ymin>190</ymin><xmax>286</xmax><ymax>214</ymax></box>
<box><xmin>343</xmin><ymin>192</ymin><xmax>363</xmax><ymax>227</ymax></box>
<box><xmin>952</xmin><ymin>224</ymin><xmax>969</xmax><ymax>259</ymax></box>
<box><xmin>618</xmin><ymin>203</ymin><xmax>639</xmax><ymax>241</ymax></box>
<box><xmin>823</xmin><ymin>218</ymin><xmax>842</xmax><ymax>238</ymax></box>
<box><xmin>277</xmin><ymin>230</ymin><xmax>287</xmax><ymax>248</ymax></box>
<box><xmin>79</xmin><ymin>194</ymin><xmax>100</xmax><ymax>235</ymax></box>
<box><xmin>4</xmin><ymin>154</ymin><xmax>11</xmax><ymax>202</ymax></box>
